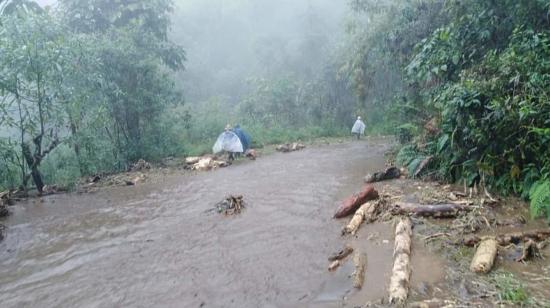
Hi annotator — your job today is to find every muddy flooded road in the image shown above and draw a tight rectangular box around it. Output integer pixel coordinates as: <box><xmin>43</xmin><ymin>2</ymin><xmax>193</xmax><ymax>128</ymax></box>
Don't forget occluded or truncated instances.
<box><xmin>0</xmin><ymin>138</ymin><xmax>465</xmax><ymax>307</ymax></box>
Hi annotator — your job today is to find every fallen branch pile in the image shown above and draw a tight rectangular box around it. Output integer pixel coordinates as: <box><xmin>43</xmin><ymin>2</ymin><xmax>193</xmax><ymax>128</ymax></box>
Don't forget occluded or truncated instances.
<box><xmin>214</xmin><ymin>195</ymin><xmax>245</xmax><ymax>215</ymax></box>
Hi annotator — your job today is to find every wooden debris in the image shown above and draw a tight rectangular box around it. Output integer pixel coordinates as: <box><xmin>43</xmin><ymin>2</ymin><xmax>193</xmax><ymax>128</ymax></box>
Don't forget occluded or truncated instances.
<box><xmin>191</xmin><ymin>157</ymin><xmax>230</xmax><ymax>171</ymax></box>
<box><xmin>126</xmin><ymin>173</ymin><xmax>146</xmax><ymax>186</ymax></box>
<box><xmin>334</xmin><ymin>185</ymin><xmax>379</xmax><ymax>218</ymax></box>
<box><xmin>328</xmin><ymin>245</ymin><xmax>354</xmax><ymax>262</ymax></box>
<box><xmin>352</xmin><ymin>252</ymin><xmax>367</xmax><ymax>289</ymax></box>
<box><xmin>342</xmin><ymin>201</ymin><xmax>379</xmax><ymax>235</ymax></box>
<box><xmin>470</xmin><ymin>238</ymin><xmax>498</xmax><ymax>273</ymax></box>
<box><xmin>214</xmin><ymin>195</ymin><xmax>245</xmax><ymax>215</ymax></box>
<box><xmin>0</xmin><ymin>224</ymin><xmax>5</xmax><ymax>241</ymax></box>
<box><xmin>244</xmin><ymin>149</ymin><xmax>257</xmax><ymax>160</ymax></box>
<box><xmin>328</xmin><ymin>260</ymin><xmax>341</xmax><ymax>271</ymax></box>
<box><xmin>463</xmin><ymin>229</ymin><xmax>550</xmax><ymax>247</ymax></box>
<box><xmin>185</xmin><ymin>156</ymin><xmax>201</xmax><ymax>165</ymax></box>
<box><xmin>364</xmin><ymin>167</ymin><xmax>401</xmax><ymax>183</ymax></box>
<box><xmin>392</xmin><ymin>202</ymin><xmax>471</xmax><ymax>218</ymax></box>
<box><xmin>389</xmin><ymin>217</ymin><xmax>412</xmax><ymax>305</ymax></box>
<box><xmin>276</xmin><ymin>143</ymin><xmax>305</xmax><ymax>153</ymax></box>
<box><xmin>515</xmin><ymin>240</ymin><xmax>541</xmax><ymax>262</ymax></box>
<box><xmin>413</xmin><ymin>156</ymin><xmax>433</xmax><ymax>178</ymax></box>
<box><xmin>131</xmin><ymin>159</ymin><xmax>151</xmax><ymax>172</ymax></box>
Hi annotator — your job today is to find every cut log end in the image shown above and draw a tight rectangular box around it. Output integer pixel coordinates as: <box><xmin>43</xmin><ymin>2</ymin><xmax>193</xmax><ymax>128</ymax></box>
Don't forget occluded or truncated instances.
<box><xmin>470</xmin><ymin>238</ymin><xmax>498</xmax><ymax>274</ymax></box>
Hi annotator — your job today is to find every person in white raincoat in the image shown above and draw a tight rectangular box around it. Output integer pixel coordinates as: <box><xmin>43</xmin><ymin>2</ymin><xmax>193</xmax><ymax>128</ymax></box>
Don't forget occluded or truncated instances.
<box><xmin>212</xmin><ymin>124</ymin><xmax>244</xmax><ymax>161</ymax></box>
<box><xmin>351</xmin><ymin>116</ymin><xmax>366</xmax><ymax>140</ymax></box>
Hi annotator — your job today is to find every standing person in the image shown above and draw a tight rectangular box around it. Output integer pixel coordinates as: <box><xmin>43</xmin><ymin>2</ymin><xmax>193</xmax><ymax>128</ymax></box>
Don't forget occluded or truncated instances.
<box><xmin>351</xmin><ymin>116</ymin><xmax>366</xmax><ymax>140</ymax></box>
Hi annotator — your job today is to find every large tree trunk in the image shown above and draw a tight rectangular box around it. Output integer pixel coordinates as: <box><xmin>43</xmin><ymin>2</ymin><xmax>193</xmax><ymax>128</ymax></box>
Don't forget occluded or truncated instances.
<box><xmin>22</xmin><ymin>143</ymin><xmax>45</xmax><ymax>193</ymax></box>
<box><xmin>463</xmin><ymin>229</ymin><xmax>550</xmax><ymax>246</ymax></box>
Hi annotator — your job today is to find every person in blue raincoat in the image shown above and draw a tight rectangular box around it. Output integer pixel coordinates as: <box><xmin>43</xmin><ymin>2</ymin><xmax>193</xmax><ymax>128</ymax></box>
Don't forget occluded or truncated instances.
<box><xmin>233</xmin><ymin>124</ymin><xmax>251</xmax><ymax>152</ymax></box>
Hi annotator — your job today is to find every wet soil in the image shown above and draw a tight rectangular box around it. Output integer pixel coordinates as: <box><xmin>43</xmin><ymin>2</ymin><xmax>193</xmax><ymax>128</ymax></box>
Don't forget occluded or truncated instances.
<box><xmin>0</xmin><ymin>137</ymin><xmax>548</xmax><ymax>307</ymax></box>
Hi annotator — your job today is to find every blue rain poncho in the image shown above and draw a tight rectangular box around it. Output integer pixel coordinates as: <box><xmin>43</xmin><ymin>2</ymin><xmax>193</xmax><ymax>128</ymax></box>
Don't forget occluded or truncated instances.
<box><xmin>212</xmin><ymin>131</ymin><xmax>244</xmax><ymax>154</ymax></box>
<box><xmin>233</xmin><ymin>125</ymin><xmax>251</xmax><ymax>151</ymax></box>
<box><xmin>351</xmin><ymin>119</ymin><xmax>366</xmax><ymax>135</ymax></box>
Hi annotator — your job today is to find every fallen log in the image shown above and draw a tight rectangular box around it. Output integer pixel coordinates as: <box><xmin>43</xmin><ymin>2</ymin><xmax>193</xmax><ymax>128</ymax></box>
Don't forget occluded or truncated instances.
<box><xmin>328</xmin><ymin>245</ymin><xmax>354</xmax><ymax>262</ymax></box>
<box><xmin>342</xmin><ymin>201</ymin><xmax>379</xmax><ymax>235</ymax></box>
<box><xmin>392</xmin><ymin>202</ymin><xmax>471</xmax><ymax>218</ymax></box>
<box><xmin>463</xmin><ymin>229</ymin><xmax>550</xmax><ymax>247</ymax></box>
<box><xmin>389</xmin><ymin>217</ymin><xmax>412</xmax><ymax>304</ymax></box>
<box><xmin>364</xmin><ymin>167</ymin><xmax>401</xmax><ymax>183</ymax></box>
<box><xmin>352</xmin><ymin>252</ymin><xmax>367</xmax><ymax>289</ymax></box>
<box><xmin>334</xmin><ymin>185</ymin><xmax>379</xmax><ymax>218</ymax></box>
<box><xmin>470</xmin><ymin>238</ymin><xmax>498</xmax><ymax>273</ymax></box>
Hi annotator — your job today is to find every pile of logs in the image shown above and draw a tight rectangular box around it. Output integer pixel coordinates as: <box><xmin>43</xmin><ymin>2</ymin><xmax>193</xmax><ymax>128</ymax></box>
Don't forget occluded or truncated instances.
<box><xmin>185</xmin><ymin>156</ymin><xmax>230</xmax><ymax>171</ymax></box>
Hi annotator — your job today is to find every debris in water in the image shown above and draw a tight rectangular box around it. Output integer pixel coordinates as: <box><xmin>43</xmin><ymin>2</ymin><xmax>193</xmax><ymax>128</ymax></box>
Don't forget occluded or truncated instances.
<box><xmin>389</xmin><ymin>217</ymin><xmax>412</xmax><ymax>304</ymax></box>
<box><xmin>352</xmin><ymin>252</ymin><xmax>367</xmax><ymax>289</ymax></box>
<box><xmin>470</xmin><ymin>238</ymin><xmax>498</xmax><ymax>273</ymax></box>
<box><xmin>0</xmin><ymin>224</ymin><xmax>5</xmax><ymax>241</ymax></box>
<box><xmin>328</xmin><ymin>260</ymin><xmax>340</xmax><ymax>271</ymax></box>
<box><xmin>333</xmin><ymin>185</ymin><xmax>379</xmax><ymax>218</ymax></box>
<box><xmin>213</xmin><ymin>195</ymin><xmax>245</xmax><ymax>215</ymax></box>
<box><xmin>328</xmin><ymin>245</ymin><xmax>354</xmax><ymax>262</ymax></box>
<box><xmin>342</xmin><ymin>201</ymin><xmax>379</xmax><ymax>235</ymax></box>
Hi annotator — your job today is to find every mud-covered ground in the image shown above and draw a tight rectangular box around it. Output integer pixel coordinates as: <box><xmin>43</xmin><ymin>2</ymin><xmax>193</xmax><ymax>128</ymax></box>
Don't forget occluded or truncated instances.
<box><xmin>0</xmin><ymin>137</ymin><xmax>548</xmax><ymax>307</ymax></box>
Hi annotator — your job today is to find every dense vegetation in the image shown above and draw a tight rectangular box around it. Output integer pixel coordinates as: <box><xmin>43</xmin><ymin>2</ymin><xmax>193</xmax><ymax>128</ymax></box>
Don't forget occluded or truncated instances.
<box><xmin>345</xmin><ymin>0</ymin><xmax>550</xmax><ymax>220</ymax></box>
<box><xmin>1</xmin><ymin>0</ymin><xmax>549</xmax><ymax>221</ymax></box>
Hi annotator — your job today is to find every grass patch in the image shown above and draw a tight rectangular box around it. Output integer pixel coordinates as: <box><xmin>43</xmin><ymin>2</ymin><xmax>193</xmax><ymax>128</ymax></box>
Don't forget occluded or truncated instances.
<box><xmin>491</xmin><ymin>272</ymin><xmax>531</xmax><ymax>306</ymax></box>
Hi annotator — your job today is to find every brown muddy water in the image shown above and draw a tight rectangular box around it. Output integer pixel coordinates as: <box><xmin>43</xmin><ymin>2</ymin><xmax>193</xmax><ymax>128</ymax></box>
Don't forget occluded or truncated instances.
<box><xmin>1</xmin><ymin>138</ymin><xmax>444</xmax><ymax>307</ymax></box>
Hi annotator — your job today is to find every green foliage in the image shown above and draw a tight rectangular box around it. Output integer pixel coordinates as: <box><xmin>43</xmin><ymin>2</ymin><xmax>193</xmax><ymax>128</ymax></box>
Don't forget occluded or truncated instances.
<box><xmin>529</xmin><ymin>180</ymin><xmax>550</xmax><ymax>222</ymax></box>
<box><xmin>492</xmin><ymin>272</ymin><xmax>531</xmax><ymax>305</ymax></box>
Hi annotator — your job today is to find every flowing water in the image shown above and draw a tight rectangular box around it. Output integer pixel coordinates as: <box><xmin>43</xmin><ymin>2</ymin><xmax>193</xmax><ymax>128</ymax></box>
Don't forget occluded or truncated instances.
<box><xmin>1</xmin><ymin>138</ymin><xmax>446</xmax><ymax>307</ymax></box>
